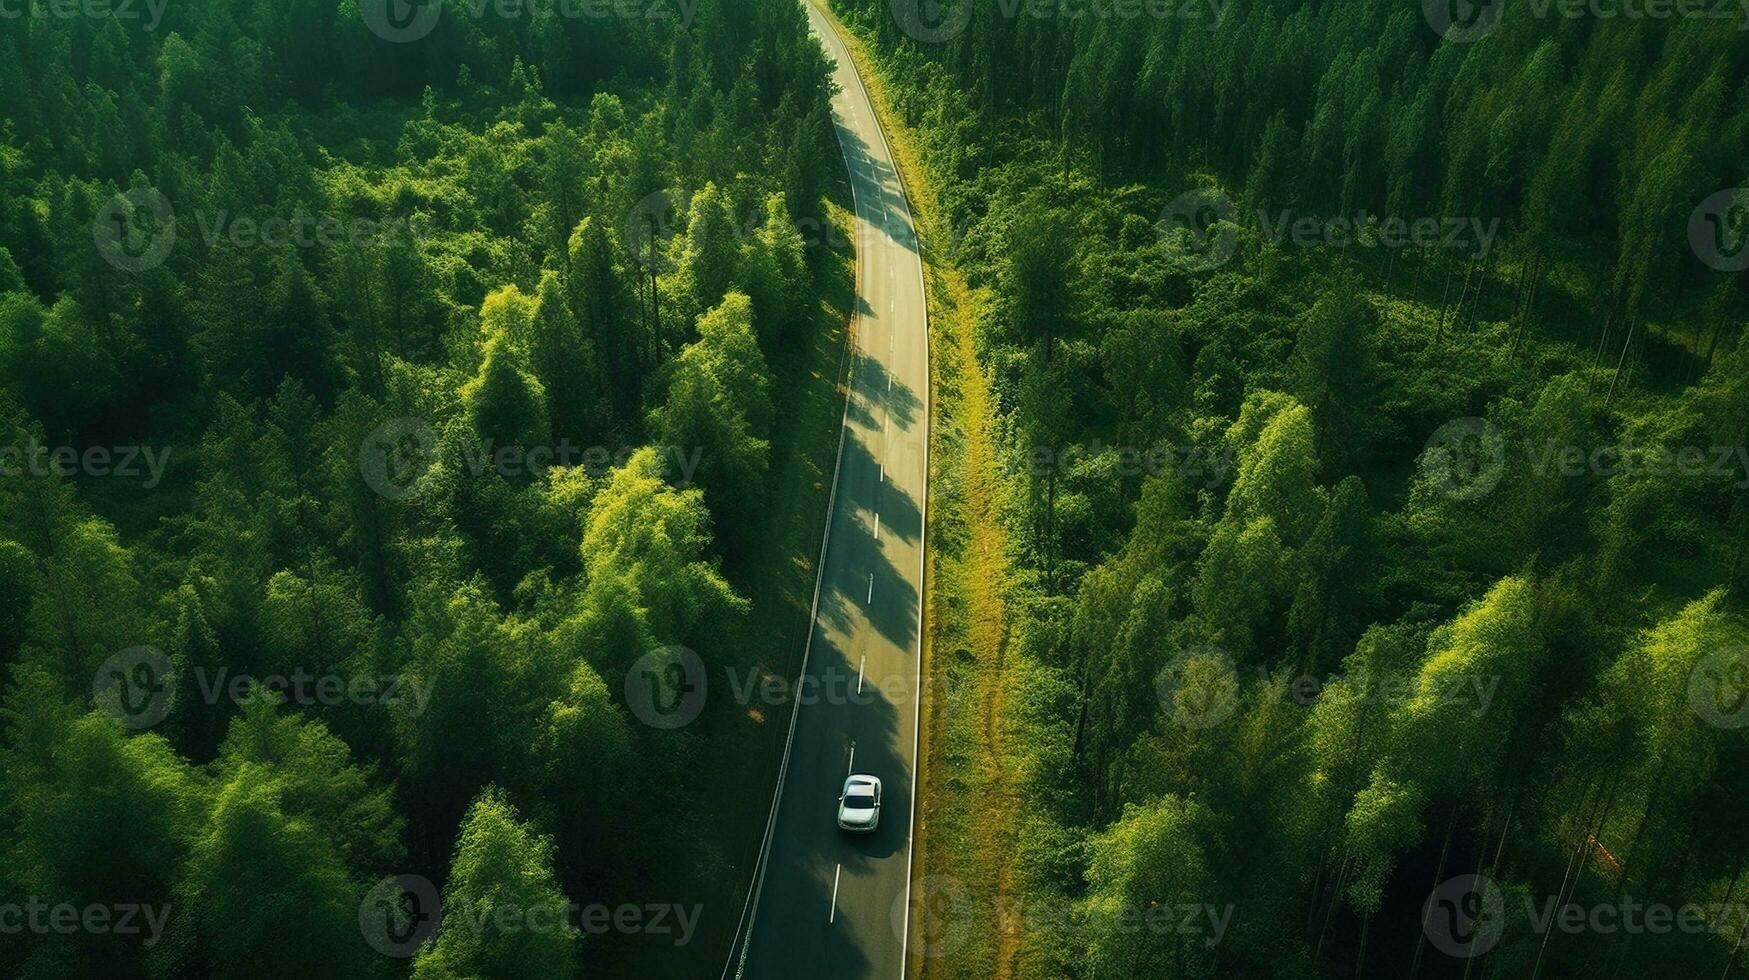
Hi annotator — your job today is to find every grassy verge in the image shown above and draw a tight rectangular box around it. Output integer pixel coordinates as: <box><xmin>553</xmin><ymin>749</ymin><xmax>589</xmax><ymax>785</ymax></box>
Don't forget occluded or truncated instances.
<box><xmin>603</xmin><ymin>190</ymin><xmax>857</xmax><ymax>976</ymax></box>
<box><xmin>804</xmin><ymin>5</ymin><xmax>1022</xmax><ymax>977</ymax></box>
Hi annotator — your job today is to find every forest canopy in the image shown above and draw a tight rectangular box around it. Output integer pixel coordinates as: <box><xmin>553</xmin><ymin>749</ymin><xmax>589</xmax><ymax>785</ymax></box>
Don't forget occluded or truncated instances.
<box><xmin>826</xmin><ymin>0</ymin><xmax>1749</xmax><ymax>976</ymax></box>
<box><xmin>0</xmin><ymin>0</ymin><xmax>843</xmax><ymax>975</ymax></box>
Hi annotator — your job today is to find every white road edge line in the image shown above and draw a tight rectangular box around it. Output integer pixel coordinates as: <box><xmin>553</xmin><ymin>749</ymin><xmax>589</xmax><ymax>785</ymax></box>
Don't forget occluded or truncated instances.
<box><xmin>810</xmin><ymin>9</ymin><xmax>933</xmax><ymax>978</ymax></box>
<box><xmin>728</xmin><ymin>8</ymin><xmax>932</xmax><ymax>978</ymax></box>
<box><xmin>718</xmin><ymin>46</ymin><xmax>864</xmax><ymax>968</ymax></box>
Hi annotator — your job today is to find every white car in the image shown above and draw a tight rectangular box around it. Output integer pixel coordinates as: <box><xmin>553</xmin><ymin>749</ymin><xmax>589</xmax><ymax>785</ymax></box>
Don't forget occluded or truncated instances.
<box><xmin>837</xmin><ymin>774</ymin><xmax>882</xmax><ymax>833</ymax></box>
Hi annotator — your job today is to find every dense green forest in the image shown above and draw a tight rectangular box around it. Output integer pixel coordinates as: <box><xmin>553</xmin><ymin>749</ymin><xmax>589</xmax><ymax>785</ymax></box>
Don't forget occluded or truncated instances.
<box><xmin>0</xmin><ymin>0</ymin><xmax>844</xmax><ymax>975</ymax></box>
<box><xmin>7</xmin><ymin>0</ymin><xmax>1749</xmax><ymax>976</ymax></box>
<box><xmin>828</xmin><ymin>1</ymin><xmax>1749</xmax><ymax>977</ymax></box>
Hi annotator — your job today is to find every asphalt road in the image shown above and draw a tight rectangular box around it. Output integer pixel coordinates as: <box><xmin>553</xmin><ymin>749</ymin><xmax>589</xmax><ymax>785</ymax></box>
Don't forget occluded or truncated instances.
<box><xmin>727</xmin><ymin>5</ymin><xmax>929</xmax><ymax>978</ymax></box>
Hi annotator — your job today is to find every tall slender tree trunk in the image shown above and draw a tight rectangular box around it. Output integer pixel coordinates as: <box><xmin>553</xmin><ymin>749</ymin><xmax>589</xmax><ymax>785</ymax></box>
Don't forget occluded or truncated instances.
<box><xmin>1410</xmin><ymin>806</ymin><xmax>1462</xmax><ymax>980</ymax></box>
<box><xmin>1605</xmin><ymin>314</ymin><xmax>1636</xmax><ymax>406</ymax></box>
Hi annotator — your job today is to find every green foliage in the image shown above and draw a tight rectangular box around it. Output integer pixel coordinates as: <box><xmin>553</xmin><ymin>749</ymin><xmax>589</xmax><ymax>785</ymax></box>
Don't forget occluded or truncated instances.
<box><xmin>413</xmin><ymin>788</ymin><xmax>579</xmax><ymax>979</ymax></box>
<box><xmin>832</xmin><ymin>1</ymin><xmax>1749</xmax><ymax>975</ymax></box>
<box><xmin>1081</xmin><ymin>795</ymin><xmax>1218</xmax><ymax>979</ymax></box>
<box><xmin>0</xmin><ymin>2</ymin><xmax>836</xmax><ymax>972</ymax></box>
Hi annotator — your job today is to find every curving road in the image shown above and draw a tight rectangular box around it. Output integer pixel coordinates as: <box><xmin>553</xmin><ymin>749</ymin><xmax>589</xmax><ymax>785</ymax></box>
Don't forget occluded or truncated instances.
<box><xmin>726</xmin><ymin>4</ymin><xmax>929</xmax><ymax>978</ymax></box>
